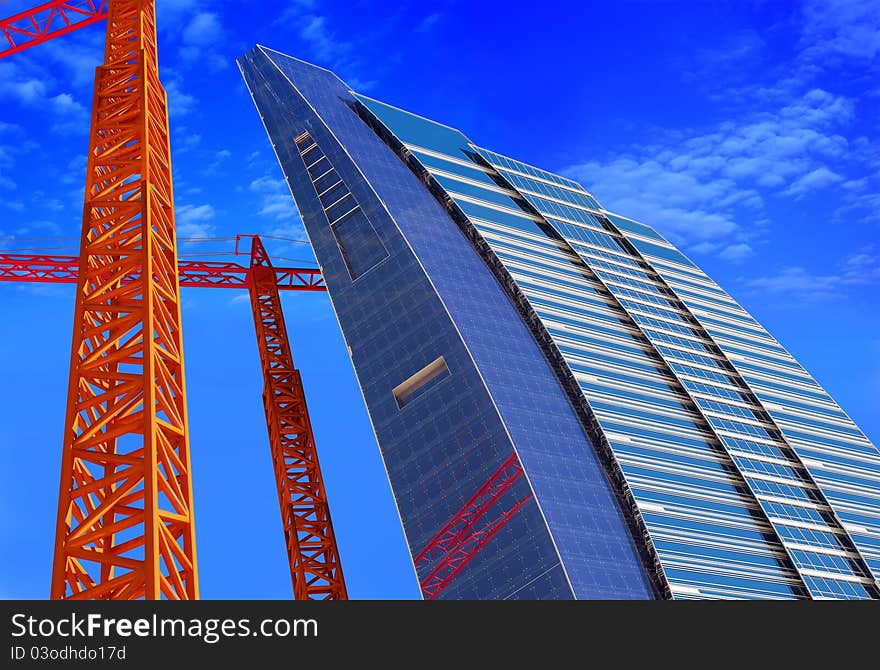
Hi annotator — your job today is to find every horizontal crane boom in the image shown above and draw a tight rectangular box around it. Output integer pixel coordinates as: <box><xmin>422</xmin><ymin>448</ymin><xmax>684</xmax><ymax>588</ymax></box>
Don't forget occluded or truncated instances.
<box><xmin>0</xmin><ymin>0</ymin><xmax>108</xmax><ymax>59</ymax></box>
<box><xmin>0</xmin><ymin>253</ymin><xmax>326</xmax><ymax>291</ymax></box>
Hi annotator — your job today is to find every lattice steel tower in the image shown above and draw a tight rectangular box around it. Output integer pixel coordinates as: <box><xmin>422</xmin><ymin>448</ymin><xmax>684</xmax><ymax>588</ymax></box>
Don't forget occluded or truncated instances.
<box><xmin>51</xmin><ymin>0</ymin><xmax>198</xmax><ymax>600</ymax></box>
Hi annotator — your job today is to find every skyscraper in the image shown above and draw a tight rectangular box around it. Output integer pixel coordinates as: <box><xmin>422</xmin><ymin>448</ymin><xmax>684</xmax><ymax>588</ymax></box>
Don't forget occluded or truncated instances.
<box><xmin>238</xmin><ymin>46</ymin><xmax>880</xmax><ymax>600</ymax></box>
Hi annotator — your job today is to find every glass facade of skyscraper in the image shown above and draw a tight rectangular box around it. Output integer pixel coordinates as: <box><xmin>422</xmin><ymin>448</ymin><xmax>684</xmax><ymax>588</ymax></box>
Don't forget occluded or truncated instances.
<box><xmin>238</xmin><ymin>46</ymin><xmax>880</xmax><ymax>600</ymax></box>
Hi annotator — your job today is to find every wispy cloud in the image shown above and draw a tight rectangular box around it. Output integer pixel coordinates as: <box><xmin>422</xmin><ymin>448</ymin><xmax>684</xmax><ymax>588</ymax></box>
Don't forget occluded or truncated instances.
<box><xmin>718</xmin><ymin>242</ymin><xmax>754</xmax><ymax>262</ymax></box>
<box><xmin>800</xmin><ymin>0</ymin><xmax>880</xmax><ymax>65</ymax></box>
<box><xmin>178</xmin><ymin>11</ymin><xmax>228</xmax><ymax>70</ymax></box>
<box><xmin>278</xmin><ymin>0</ymin><xmax>320</xmax><ymax>25</ymax></box>
<box><xmin>250</xmin><ymin>175</ymin><xmax>298</xmax><ymax>222</ymax></box>
<box><xmin>176</xmin><ymin>203</ymin><xmax>216</xmax><ymax>238</ymax></box>
<box><xmin>0</xmin><ymin>140</ymin><xmax>17</xmax><ymax>190</ymax></box>
<box><xmin>0</xmin><ymin>51</ymin><xmax>89</xmax><ymax>135</ymax></box>
<box><xmin>183</xmin><ymin>12</ymin><xmax>224</xmax><ymax>46</ymax></box>
<box><xmin>34</xmin><ymin>28</ymin><xmax>104</xmax><ymax>90</ymax></box>
<box><xmin>417</xmin><ymin>13</ymin><xmax>443</xmax><ymax>33</ymax></box>
<box><xmin>299</xmin><ymin>15</ymin><xmax>345</xmax><ymax>62</ymax></box>
<box><xmin>558</xmin><ymin>0</ymin><xmax>879</xmax><ymax>271</ymax></box>
<box><xmin>49</xmin><ymin>92</ymin><xmax>88</xmax><ymax>134</ymax></box>
<box><xmin>746</xmin><ymin>247</ymin><xmax>880</xmax><ymax>301</ymax></box>
<box><xmin>165</xmin><ymin>77</ymin><xmax>197</xmax><ymax>119</ymax></box>
<box><xmin>784</xmin><ymin>166</ymin><xmax>844</xmax><ymax>197</ymax></box>
<box><xmin>274</xmin><ymin>0</ymin><xmax>378</xmax><ymax>90</ymax></box>
<box><xmin>202</xmin><ymin>149</ymin><xmax>232</xmax><ymax>177</ymax></box>
<box><xmin>563</xmin><ymin>87</ymin><xmax>854</xmax><ymax>253</ymax></box>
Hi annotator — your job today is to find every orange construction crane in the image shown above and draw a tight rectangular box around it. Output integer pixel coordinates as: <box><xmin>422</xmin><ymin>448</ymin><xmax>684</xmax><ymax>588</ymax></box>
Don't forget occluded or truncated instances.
<box><xmin>52</xmin><ymin>0</ymin><xmax>196</xmax><ymax>601</ymax></box>
<box><xmin>1</xmin><ymin>0</ymin><xmax>348</xmax><ymax>600</ymax></box>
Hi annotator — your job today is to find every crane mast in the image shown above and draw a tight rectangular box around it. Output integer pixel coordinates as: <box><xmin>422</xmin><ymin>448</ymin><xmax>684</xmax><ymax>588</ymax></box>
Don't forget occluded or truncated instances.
<box><xmin>51</xmin><ymin>0</ymin><xmax>197</xmax><ymax>599</ymax></box>
<box><xmin>248</xmin><ymin>237</ymin><xmax>347</xmax><ymax>600</ymax></box>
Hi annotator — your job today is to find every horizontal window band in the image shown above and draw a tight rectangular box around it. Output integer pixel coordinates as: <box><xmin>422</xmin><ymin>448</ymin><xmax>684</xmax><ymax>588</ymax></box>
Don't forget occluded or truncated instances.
<box><xmin>797</xmin><ymin>569</ymin><xmax>876</xmax><ymax>586</ymax></box>
<box><xmin>429</xmin><ymin>165</ymin><xmax>521</xmax><ymax>197</ymax></box>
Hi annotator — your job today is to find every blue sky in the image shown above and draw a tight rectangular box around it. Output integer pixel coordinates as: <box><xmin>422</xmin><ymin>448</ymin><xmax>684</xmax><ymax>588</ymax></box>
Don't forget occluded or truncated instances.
<box><xmin>0</xmin><ymin>0</ymin><xmax>877</xmax><ymax>599</ymax></box>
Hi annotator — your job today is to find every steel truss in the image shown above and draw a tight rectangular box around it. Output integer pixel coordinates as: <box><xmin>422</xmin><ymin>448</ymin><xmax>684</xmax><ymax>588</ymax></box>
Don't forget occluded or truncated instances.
<box><xmin>248</xmin><ymin>236</ymin><xmax>347</xmax><ymax>600</ymax></box>
<box><xmin>51</xmin><ymin>0</ymin><xmax>197</xmax><ymax>600</ymax></box>
<box><xmin>0</xmin><ymin>0</ymin><xmax>108</xmax><ymax>59</ymax></box>
<box><xmin>0</xmin><ymin>253</ymin><xmax>325</xmax><ymax>291</ymax></box>
<box><xmin>415</xmin><ymin>452</ymin><xmax>529</xmax><ymax>599</ymax></box>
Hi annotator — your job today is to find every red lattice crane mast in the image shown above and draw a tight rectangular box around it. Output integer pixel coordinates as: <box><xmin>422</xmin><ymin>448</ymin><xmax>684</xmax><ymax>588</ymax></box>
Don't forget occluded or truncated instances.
<box><xmin>247</xmin><ymin>236</ymin><xmax>347</xmax><ymax>600</ymax></box>
<box><xmin>1</xmin><ymin>0</ymin><xmax>348</xmax><ymax>600</ymax></box>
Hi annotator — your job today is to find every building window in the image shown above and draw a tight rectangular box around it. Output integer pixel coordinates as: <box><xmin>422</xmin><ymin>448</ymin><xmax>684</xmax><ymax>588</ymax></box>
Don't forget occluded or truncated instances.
<box><xmin>392</xmin><ymin>357</ymin><xmax>450</xmax><ymax>409</ymax></box>
<box><xmin>295</xmin><ymin>132</ymin><xmax>388</xmax><ymax>280</ymax></box>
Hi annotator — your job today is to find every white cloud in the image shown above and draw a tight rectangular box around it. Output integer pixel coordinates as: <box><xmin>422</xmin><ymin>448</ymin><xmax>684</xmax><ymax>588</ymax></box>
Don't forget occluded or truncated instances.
<box><xmin>746</xmin><ymin>266</ymin><xmax>847</xmax><ymax>302</ymax></box>
<box><xmin>0</xmin><ymin>76</ymin><xmax>47</xmax><ymax>105</ymax></box>
<box><xmin>35</xmin><ymin>30</ymin><xmax>105</xmax><ymax>90</ymax></box>
<box><xmin>165</xmin><ymin>78</ymin><xmax>196</xmax><ymax>118</ymax></box>
<box><xmin>0</xmin><ymin>60</ymin><xmax>89</xmax><ymax>135</ymax></box>
<box><xmin>299</xmin><ymin>15</ymin><xmax>345</xmax><ymax>62</ymax></box>
<box><xmin>49</xmin><ymin>93</ymin><xmax>88</xmax><ymax>134</ymax></box>
<box><xmin>566</xmin><ymin>158</ymin><xmax>740</xmax><ymax>245</ymax></box>
<box><xmin>250</xmin><ymin>176</ymin><xmax>297</xmax><ymax>221</ymax></box>
<box><xmin>719</xmin><ymin>243</ymin><xmax>754</xmax><ymax>262</ymax></box>
<box><xmin>183</xmin><ymin>12</ymin><xmax>224</xmax><ymax>47</ymax></box>
<box><xmin>562</xmin><ymin>88</ymin><xmax>860</xmax><ymax>257</ymax></box>
<box><xmin>202</xmin><ymin>149</ymin><xmax>232</xmax><ymax>176</ymax></box>
<box><xmin>61</xmin><ymin>154</ymin><xmax>87</xmax><ymax>186</ymax></box>
<box><xmin>784</xmin><ymin>166</ymin><xmax>844</xmax><ymax>197</ymax></box>
<box><xmin>270</xmin><ymin>3</ymin><xmax>379</xmax><ymax>90</ymax></box>
<box><xmin>842</xmin><ymin>248</ymin><xmax>880</xmax><ymax>282</ymax></box>
<box><xmin>50</xmin><ymin>93</ymin><xmax>85</xmax><ymax>115</ymax></box>
<box><xmin>0</xmin><ymin>144</ymin><xmax>15</xmax><ymax>190</ymax></box>
<box><xmin>745</xmin><ymin>247</ymin><xmax>880</xmax><ymax>301</ymax></box>
<box><xmin>250</xmin><ymin>176</ymin><xmax>286</xmax><ymax>192</ymax></box>
<box><xmin>417</xmin><ymin>13</ymin><xmax>442</xmax><ymax>33</ymax></box>
<box><xmin>259</xmin><ymin>197</ymin><xmax>297</xmax><ymax>220</ymax></box>
<box><xmin>176</xmin><ymin>203</ymin><xmax>216</xmax><ymax>238</ymax></box>
<box><xmin>174</xmin><ymin>127</ymin><xmax>203</xmax><ymax>154</ymax></box>
<box><xmin>800</xmin><ymin>0</ymin><xmax>880</xmax><ymax>64</ymax></box>
<box><xmin>172</xmin><ymin>8</ymin><xmax>228</xmax><ymax>71</ymax></box>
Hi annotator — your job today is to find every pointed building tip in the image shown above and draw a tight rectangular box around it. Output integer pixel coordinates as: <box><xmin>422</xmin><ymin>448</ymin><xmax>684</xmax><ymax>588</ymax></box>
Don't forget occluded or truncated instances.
<box><xmin>245</xmin><ymin>44</ymin><xmax>347</xmax><ymax>84</ymax></box>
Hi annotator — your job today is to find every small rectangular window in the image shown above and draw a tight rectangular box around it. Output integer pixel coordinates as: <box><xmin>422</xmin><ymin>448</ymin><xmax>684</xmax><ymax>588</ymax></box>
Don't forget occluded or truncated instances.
<box><xmin>392</xmin><ymin>357</ymin><xmax>450</xmax><ymax>409</ymax></box>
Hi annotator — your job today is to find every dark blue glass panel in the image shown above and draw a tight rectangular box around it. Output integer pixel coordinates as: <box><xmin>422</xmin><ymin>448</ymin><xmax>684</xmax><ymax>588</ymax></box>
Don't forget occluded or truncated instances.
<box><xmin>332</xmin><ymin>210</ymin><xmax>389</xmax><ymax>279</ymax></box>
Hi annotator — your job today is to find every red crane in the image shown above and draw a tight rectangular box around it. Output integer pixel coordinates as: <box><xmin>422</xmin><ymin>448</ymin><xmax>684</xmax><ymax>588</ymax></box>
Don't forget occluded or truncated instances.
<box><xmin>0</xmin><ymin>1</ymin><xmax>108</xmax><ymax>58</ymax></box>
<box><xmin>247</xmin><ymin>236</ymin><xmax>347</xmax><ymax>599</ymax></box>
<box><xmin>1</xmin><ymin>0</ymin><xmax>347</xmax><ymax>600</ymax></box>
<box><xmin>0</xmin><ymin>252</ymin><xmax>325</xmax><ymax>290</ymax></box>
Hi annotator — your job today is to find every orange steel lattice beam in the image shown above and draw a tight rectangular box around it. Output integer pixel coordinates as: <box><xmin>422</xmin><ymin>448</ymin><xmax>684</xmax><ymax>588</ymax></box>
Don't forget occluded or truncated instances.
<box><xmin>248</xmin><ymin>236</ymin><xmax>347</xmax><ymax>600</ymax></box>
<box><xmin>0</xmin><ymin>0</ymin><xmax>108</xmax><ymax>59</ymax></box>
<box><xmin>0</xmin><ymin>252</ymin><xmax>326</xmax><ymax>290</ymax></box>
<box><xmin>51</xmin><ymin>0</ymin><xmax>198</xmax><ymax>600</ymax></box>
